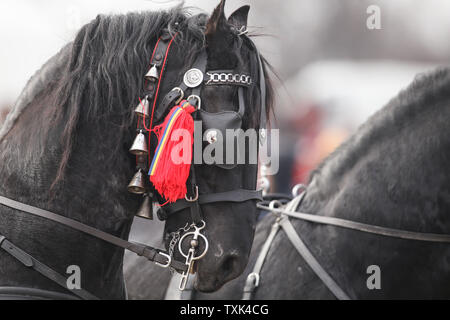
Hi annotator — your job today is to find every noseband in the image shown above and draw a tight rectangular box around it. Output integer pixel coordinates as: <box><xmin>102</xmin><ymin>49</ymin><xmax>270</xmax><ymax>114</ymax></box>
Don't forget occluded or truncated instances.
<box><xmin>0</xmin><ymin>28</ymin><xmax>268</xmax><ymax>298</ymax></box>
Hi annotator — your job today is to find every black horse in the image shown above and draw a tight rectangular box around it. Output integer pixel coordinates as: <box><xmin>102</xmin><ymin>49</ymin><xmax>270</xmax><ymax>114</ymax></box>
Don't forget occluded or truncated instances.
<box><xmin>195</xmin><ymin>67</ymin><xmax>450</xmax><ymax>299</ymax></box>
<box><xmin>133</xmin><ymin>67</ymin><xmax>450</xmax><ymax>300</ymax></box>
<box><xmin>0</xmin><ymin>0</ymin><xmax>273</xmax><ymax>299</ymax></box>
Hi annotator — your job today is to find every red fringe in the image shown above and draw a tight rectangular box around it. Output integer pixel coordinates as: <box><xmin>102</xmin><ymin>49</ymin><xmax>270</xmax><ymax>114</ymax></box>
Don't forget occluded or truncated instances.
<box><xmin>150</xmin><ymin>101</ymin><xmax>196</xmax><ymax>203</ymax></box>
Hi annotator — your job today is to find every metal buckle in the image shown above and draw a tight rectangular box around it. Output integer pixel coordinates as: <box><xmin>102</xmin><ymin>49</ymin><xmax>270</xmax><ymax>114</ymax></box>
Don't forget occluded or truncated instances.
<box><xmin>172</xmin><ymin>87</ymin><xmax>184</xmax><ymax>105</ymax></box>
<box><xmin>246</xmin><ymin>272</ymin><xmax>260</xmax><ymax>287</ymax></box>
<box><xmin>178</xmin><ymin>220</ymin><xmax>208</xmax><ymax>260</ymax></box>
<box><xmin>187</xmin><ymin>95</ymin><xmax>201</xmax><ymax>110</ymax></box>
<box><xmin>292</xmin><ymin>184</ymin><xmax>307</xmax><ymax>197</ymax></box>
<box><xmin>185</xmin><ymin>186</ymin><xmax>199</xmax><ymax>202</ymax></box>
<box><xmin>155</xmin><ymin>251</ymin><xmax>172</xmax><ymax>268</ymax></box>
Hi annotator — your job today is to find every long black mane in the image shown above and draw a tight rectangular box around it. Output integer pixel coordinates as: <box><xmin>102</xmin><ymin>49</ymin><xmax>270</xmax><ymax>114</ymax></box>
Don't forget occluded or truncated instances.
<box><xmin>48</xmin><ymin>8</ymin><xmax>272</xmax><ymax>188</ymax></box>
<box><xmin>1</xmin><ymin>7</ymin><xmax>273</xmax><ymax>191</ymax></box>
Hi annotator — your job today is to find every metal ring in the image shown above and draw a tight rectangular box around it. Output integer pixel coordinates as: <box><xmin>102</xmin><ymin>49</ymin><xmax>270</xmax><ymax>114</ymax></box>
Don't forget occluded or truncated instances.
<box><xmin>292</xmin><ymin>184</ymin><xmax>307</xmax><ymax>197</ymax></box>
<box><xmin>269</xmin><ymin>200</ymin><xmax>282</xmax><ymax>210</ymax></box>
<box><xmin>178</xmin><ymin>232</ymin><xmax>209</xmax><ymax>260</ymax></box>
<box><xmin>237</xmin><ymin>26</ymin><xmax>248</xmax><ymax>36</ymax></box>
<box><xmin>185</xmin><ymin>185</ymin><xmax>199</xmax><ymax>202</ymax></box>
<box><xmin>171</xmin><ymin>87</ymin><xmax>184</xmax><ymax>105</ymax></box>
<box><xmin>187</xmin><ymin>95</ymin><xmax>201</xmax><ymax>110</ymax></box>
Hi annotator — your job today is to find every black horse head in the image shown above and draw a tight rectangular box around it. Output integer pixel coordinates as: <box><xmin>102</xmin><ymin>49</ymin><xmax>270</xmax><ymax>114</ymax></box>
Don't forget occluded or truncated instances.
<box><xmin>153</xmin><ymin>1</ymin><xmax>274</xmax><ymax>292</ymax></box>
<box><xmin>0</xmin><ymin>1</ymin><xmax>273</xmax><ymax>297</ymax></box>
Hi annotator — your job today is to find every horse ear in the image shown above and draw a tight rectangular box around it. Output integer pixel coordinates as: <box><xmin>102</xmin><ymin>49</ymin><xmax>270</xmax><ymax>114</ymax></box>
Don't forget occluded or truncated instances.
<box><xmin>228</xmin><ymin>5</ymin><xmax>250</xmax><ymax>31</ymax></box>
<box><xmin>205</xmin><ymin>0</ymin><xmax>227</xmax><ymax>36</ymax></box>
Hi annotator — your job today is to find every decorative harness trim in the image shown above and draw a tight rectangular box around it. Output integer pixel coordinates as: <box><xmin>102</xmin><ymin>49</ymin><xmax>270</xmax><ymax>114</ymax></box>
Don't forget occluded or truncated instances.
<box><xmin>205</xmin><ymin>70</ymin><xmax>252</xmax><ymax>86</ymax></box>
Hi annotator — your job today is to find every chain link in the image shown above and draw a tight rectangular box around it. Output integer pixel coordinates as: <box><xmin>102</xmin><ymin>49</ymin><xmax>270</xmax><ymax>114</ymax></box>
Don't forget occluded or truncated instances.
<box><xmin>206</xmin><ymin>72</ymin><xmax>252</xmax><ymax>86</ymax></box>
<box><xmin>168</xmin><ymin>222</ymin><xmax>195</xmax><ymax>273</ymax></box>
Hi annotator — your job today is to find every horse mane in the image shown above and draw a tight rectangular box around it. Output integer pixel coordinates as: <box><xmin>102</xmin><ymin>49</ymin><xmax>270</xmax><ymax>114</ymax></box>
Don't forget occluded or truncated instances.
<box><xmin>0</xmin><ymin>7</ymin><xmax>274</xmax><ymax>190</ymax></box>
<box><xmin>309</xmin><ymin>67</ymin><xmax>450</xmax><ymax>184</ymax></box>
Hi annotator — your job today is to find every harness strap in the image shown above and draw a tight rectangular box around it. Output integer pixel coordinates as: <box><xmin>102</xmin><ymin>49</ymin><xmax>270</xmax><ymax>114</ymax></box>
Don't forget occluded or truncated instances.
<box><xmin>242</xmin><ymin>192</ymin><xmax>300</xmax><ymax>300</ymax></box>
<box><xmin>0</xmin><ymin>196</ymin><xmax>187</xmax><ymax>273</ymax></box>
<box><xmin>0</xmin><ymin>287</ymin><xmax>82</xmax><ymax>300</ymax></box>
<box><xmin>242</xmin><ymin>222</ymin><xmax>280</xmax><ymax>300</ymax></box>
<box><xmin>158</xmin><ymin>189</ymin><xmax>263</xmax><ymax>220</ymax></box>
<box><xmin>0</xmin><ymin>235</ymin><xmax>98</xmax><ymax>300</ymax></box>
<box><xmin>258</xmin><ymin>202</ymin><xmax>450</xmax><ymax>243</ymax></box>
<box><xmin>278</xmin><ymin>217</ymin><xmax>351</xmax><ymax>300</ymax></box>
<box><xmin>257</xmin><ymin>52</ymin><xmax>267</xmax><ymax>137</ymax></box>
<box><xmin>187</xmin><ymin>164</ymin><xmax>203</xmax><ymax>225</ymax></box>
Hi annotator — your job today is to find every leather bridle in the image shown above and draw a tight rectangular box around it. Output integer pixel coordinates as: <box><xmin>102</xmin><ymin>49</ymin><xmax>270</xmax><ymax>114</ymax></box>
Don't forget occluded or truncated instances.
<box><xmin>243</xmin><ymin>185</ymin><xmax>450</xmax><ymax>300</ymax></box>
<box><xmin>0</xmin><ymin>28</ymin><xmax>268</xmax><ymax>299</ymax></box>
<box><xmin>141</xmin><ymin>30</ymin><xmax>267</xmax><ymax>289</ymax></box>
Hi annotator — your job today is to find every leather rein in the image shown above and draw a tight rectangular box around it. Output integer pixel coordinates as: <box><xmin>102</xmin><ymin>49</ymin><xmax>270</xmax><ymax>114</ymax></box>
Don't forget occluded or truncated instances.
<box><xmin>244</xmin><ymin>185</ymin><xmax>450</xmax><ymax>300</ymax></box>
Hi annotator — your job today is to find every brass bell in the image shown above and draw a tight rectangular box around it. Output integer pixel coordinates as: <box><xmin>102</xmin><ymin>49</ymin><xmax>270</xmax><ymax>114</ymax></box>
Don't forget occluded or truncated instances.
<box><xmin>135</xmin><ymin>97</ymin><xmax>150</xmax><ymax>117</ymax></box>
<box><xmin>129</xmin><ymin>130</ymin><xmax>148</xmax><ymax>155</ymax></box>
<box><xmin>136</xmin><ymin>194</ymin><xmax>153</xmax><ymax>220</ymax></box>
<box><xmin>144</xmin><ymin>65</ymin><xmax>159</xmax><ymax>82</ymax></box>
<box><xmin>127</xmin><ymin>169</ymin><xmax>146</xmax><ymax>194</ymax></box>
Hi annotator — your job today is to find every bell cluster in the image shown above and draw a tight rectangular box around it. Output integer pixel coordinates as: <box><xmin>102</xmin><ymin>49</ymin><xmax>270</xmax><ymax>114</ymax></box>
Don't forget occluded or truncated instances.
<box><xmin>126</xmin><ymin>63</ymin><xmax>161</xmax><ymax>220</ymax></box>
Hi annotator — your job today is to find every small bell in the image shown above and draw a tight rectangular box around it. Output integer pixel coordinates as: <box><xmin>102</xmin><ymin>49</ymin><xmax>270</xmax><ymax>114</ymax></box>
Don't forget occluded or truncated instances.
<box><xmin>135</xmin><ymin>97</ymin><xmax>150</xmax><ymax>117</ymax></box>
<box><xmin>127</xmin><ymin>169</ymin><xmax>146</xmax><ymax>194</ymax></box>
<box><xmin>135</xmin><ymin>194</ymin><xmax>153</xmax><ymax>220</ymax></box>
<box><xmin>145</xmin><ymin>65</ymin><xmax>159</xmax><ymax>82</ymax></box>
<box><xmin>129</xmin><ymin>130</ymin><xmax>148</xmax><ymax>156</ymax></box>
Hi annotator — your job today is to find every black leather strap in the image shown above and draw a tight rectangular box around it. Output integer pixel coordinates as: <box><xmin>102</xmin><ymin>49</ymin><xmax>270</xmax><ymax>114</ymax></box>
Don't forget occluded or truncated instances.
<box><xmin>0</xmin><ymin>235</ymin><xmax>98</xmax><ymax>300</ymax></box>
<box><xmin>154</xmin><ymin>86</ymin><xmax>186</xmax><ymax>121</ymax></box>
<box><xmin>257</xmin><ymin>52</ymin><xmax>266</xmax><ymax>133</ymax></box>
<box><xmin>154</xmin><ymin>50</ymin><xmax>207</xmax><ymax>122</ymax></box>
<box><xmin>0</xmin><ymin>287</ymin><xmax>82</xmax><ymax>300</ymax></box>
<box><xmin>158</xmin><ymin>189</ymin><xmax>263</xmax><ymax>220</ymax></box>
<box><xmin>144</xmin><ymin>34</ymin><xmax>171</xmax><ymax>96</ymax></box>
<box><xmin>242</xmin><ymin>35</ymin><xmax>267</xmax><ymax>140</ymax></box>
<box><xmin>0</xmin><ymin>195</ymin><xmax>187</xmax><ymax>273</ymax></box>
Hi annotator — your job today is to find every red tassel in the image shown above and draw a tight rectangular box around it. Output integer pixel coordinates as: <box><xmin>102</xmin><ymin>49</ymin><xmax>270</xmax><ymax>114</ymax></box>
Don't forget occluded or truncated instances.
<box><xmin>149</xmin><ymin>100</ymin><xmax>196</xmax><ymax>203</ymax></box>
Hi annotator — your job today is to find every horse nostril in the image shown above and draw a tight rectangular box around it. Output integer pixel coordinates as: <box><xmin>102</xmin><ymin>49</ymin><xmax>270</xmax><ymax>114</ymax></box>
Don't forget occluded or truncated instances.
<box><xmin>219</xmin><ymin>254</ymin><xmax>241</xmax><ymax>281</ymax></box>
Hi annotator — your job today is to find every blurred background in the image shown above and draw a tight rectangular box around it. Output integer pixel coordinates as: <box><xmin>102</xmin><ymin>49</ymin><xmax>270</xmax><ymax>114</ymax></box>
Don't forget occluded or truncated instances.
<box><xmin>1</xmin><ymin>0</ymin><xmax>449</xmax><ymax>191</ymax></box>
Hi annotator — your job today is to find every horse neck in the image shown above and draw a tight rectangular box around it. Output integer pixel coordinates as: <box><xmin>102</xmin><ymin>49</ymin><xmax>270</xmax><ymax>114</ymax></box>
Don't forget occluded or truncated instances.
<box><xmin>0</xmin><ymin>92</ymin><xmax>137</xmax><ymax>299</ymax></box>
<box><xmin>286</xmin><ymin>74</ymin><xmax>450</xmax><ymax>298</ymax></box>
